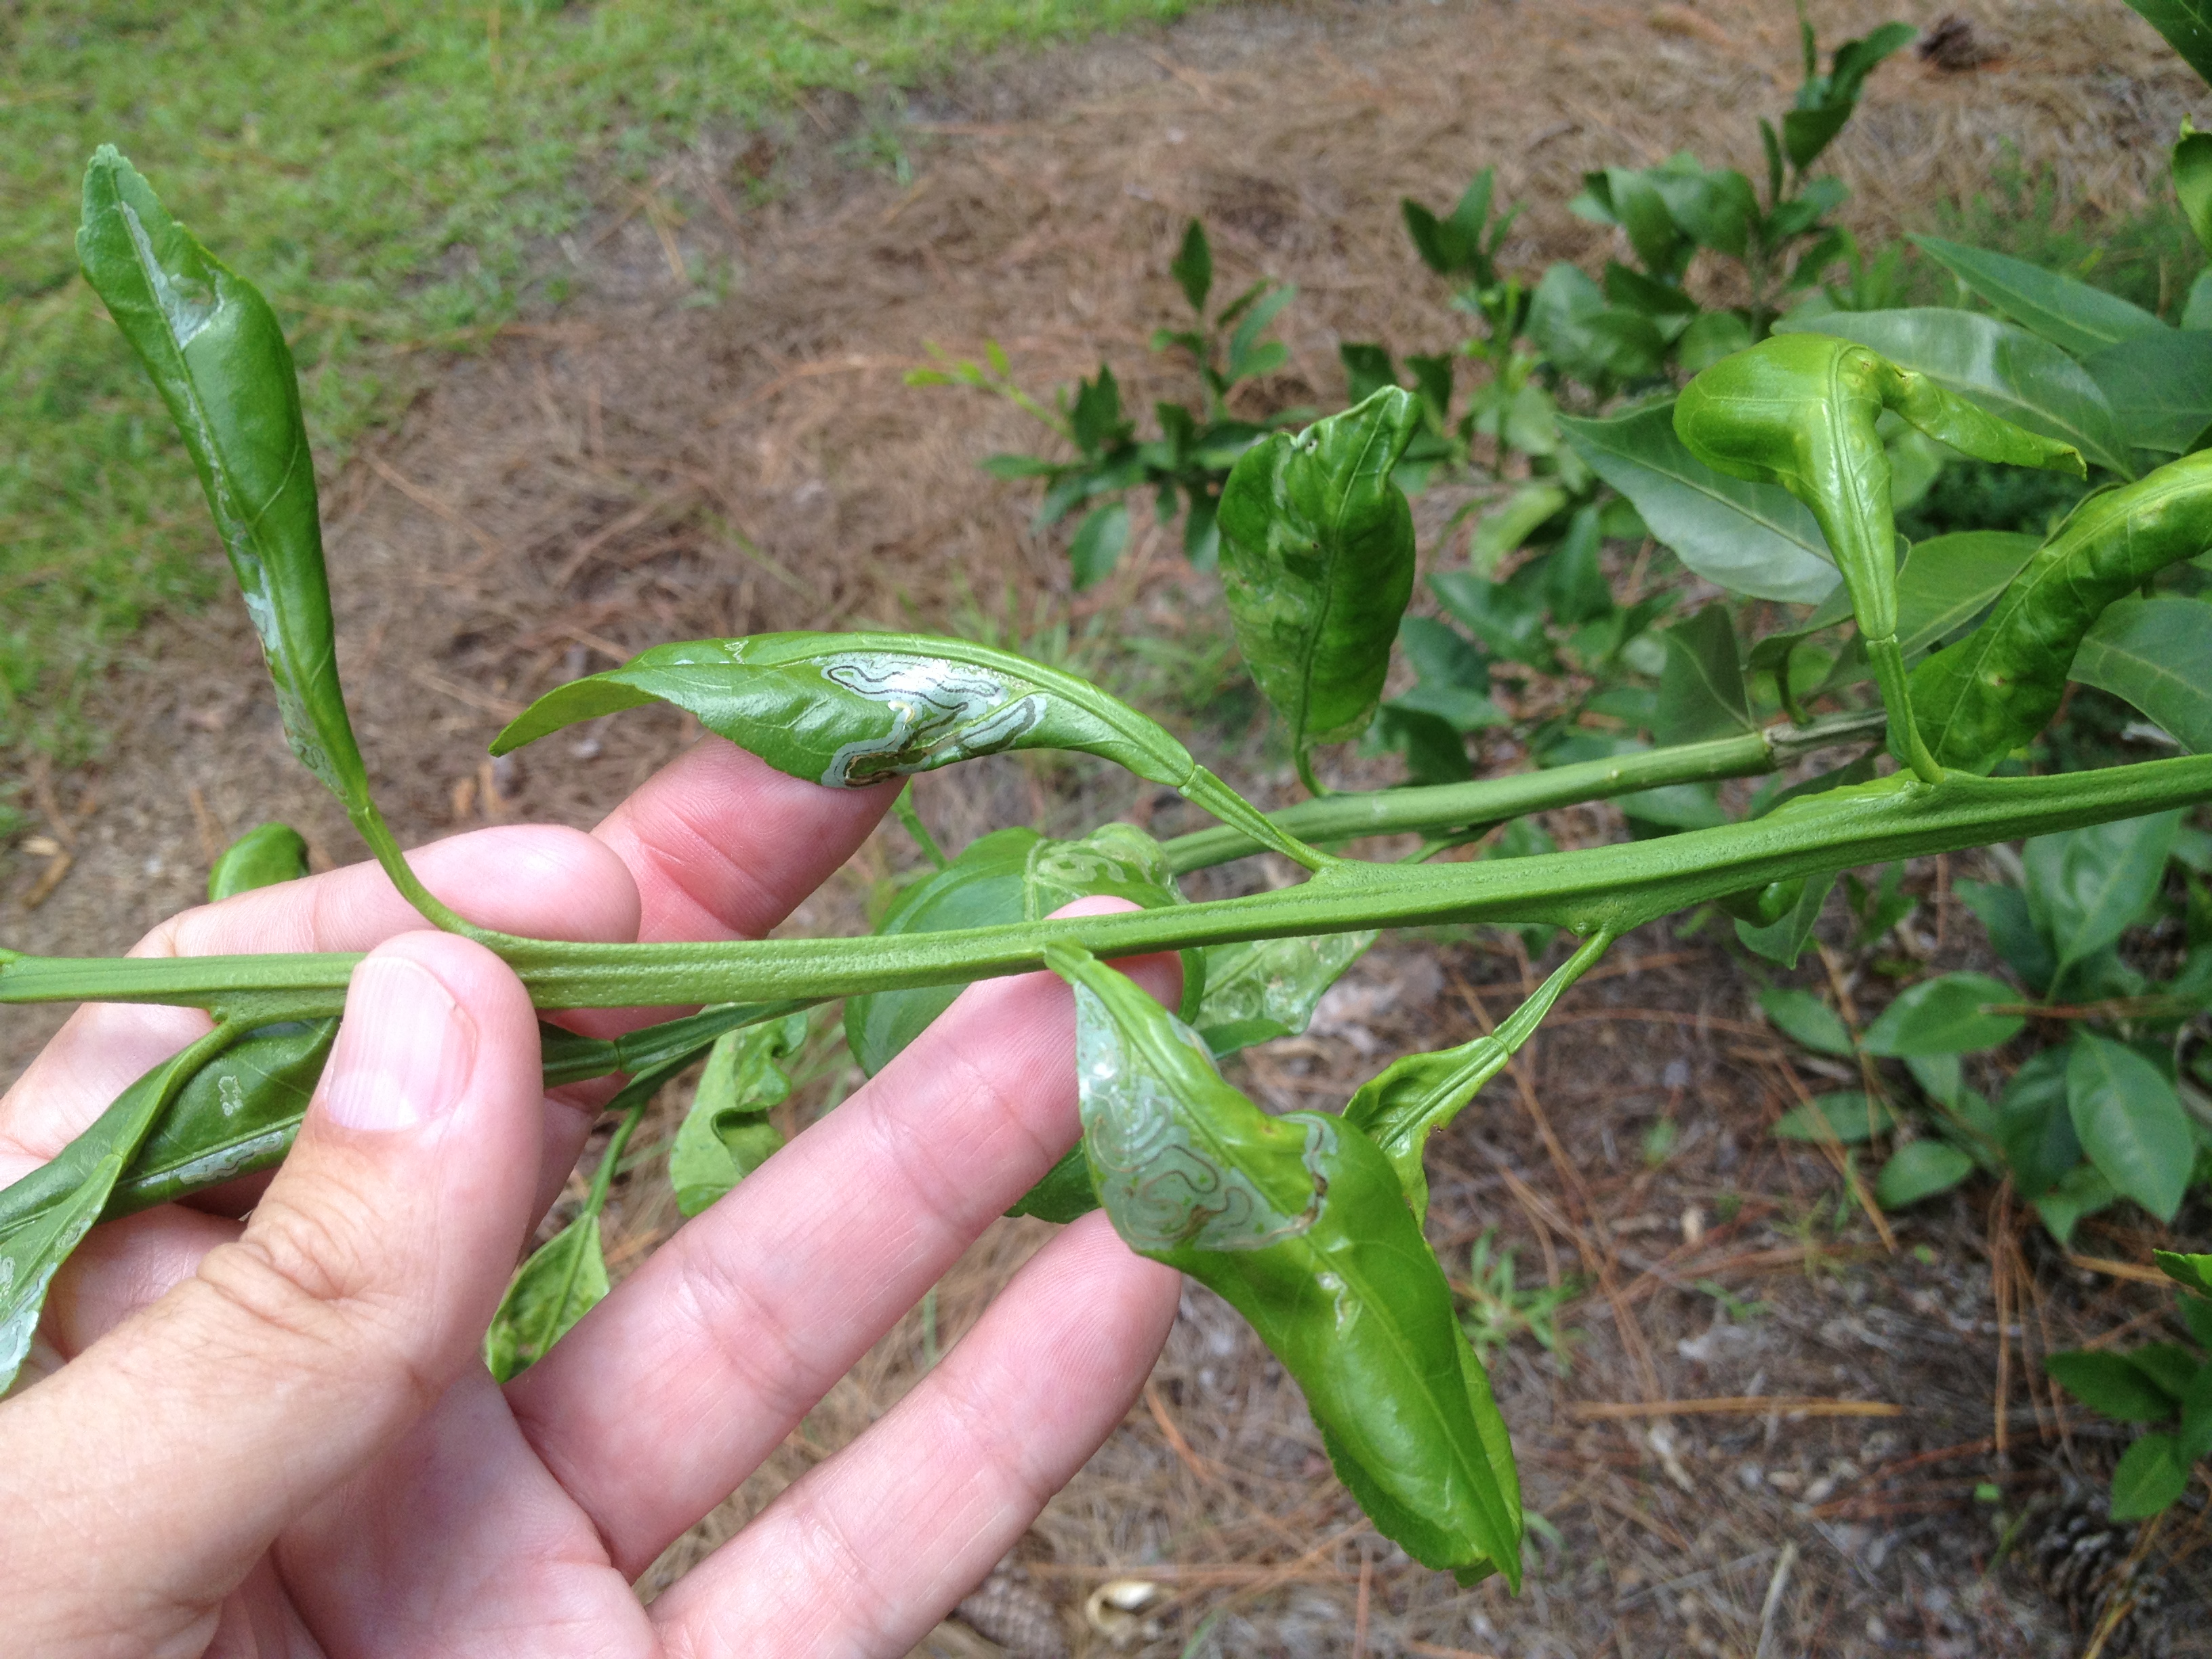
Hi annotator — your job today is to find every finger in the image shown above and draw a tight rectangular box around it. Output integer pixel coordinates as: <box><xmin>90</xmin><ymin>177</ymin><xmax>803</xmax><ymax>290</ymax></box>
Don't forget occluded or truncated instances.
<box><xmin>0</xmin><ymin>933</ymin><xmax>546</xmax><ymax>1647</ymax></box>
<box><xmin>40</xmin><ymin>1205</ymin><xmax>241</xmax><ymax>1359</ymax></box>
<box><xmin>509</xmin><ymin>899</ymin><xmax>1179</xmax><ymax>1574</ymax></box>
<box><xmin>651</xmin><ymin>1212</ymin><xmax>1179</xmax><ymax>1657</ymax></box>
<box><xmin>0</xmin><ymin>824</ymin><xmax>638</xmax><ymax>1171</ymax></box>
<box><xmin>591</xmin><ymin>736</ymin><xmax>899</xmax><ymax>946</ymax></box>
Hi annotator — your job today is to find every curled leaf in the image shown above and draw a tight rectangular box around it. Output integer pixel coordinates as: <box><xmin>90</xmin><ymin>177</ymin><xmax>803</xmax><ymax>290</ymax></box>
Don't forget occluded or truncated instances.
<box><xmin>668</xmin><ymin>1012</ymin><xmax>808</xmax><ymax>1216</ymax></box>
<box><xmin>1218</xmin><ymin>388</ymin><xmax>1423</xmax><ymax>779</ymax></box>
<box><xmin>1912</xmin><ymin>451</ymin><xmax>2212</xmax><ymax>771</ymax></box>
<box><xmin>494</xmin><ymin>631</ymin><xmax>1317</xmax><ymax>865</ymax></box>
<box><xmin>1676</xmin><ymin>333</ymin><xmax>2082</xmax><ymax>777</ymax></box>
<box><xmin>0</xmin><ymin>1023</ymin><xmax>242</xmax><ymax>1391</ymax></box>
<box><xmin>1343</xmin><ymin>932</ymin><xmax>1610</xmax><ymax>1218</ymax></box>
<box><xmin>1050</xmin><ymin>945</ymin><xmax>1523</xmax><ymax>1586</ymax></box>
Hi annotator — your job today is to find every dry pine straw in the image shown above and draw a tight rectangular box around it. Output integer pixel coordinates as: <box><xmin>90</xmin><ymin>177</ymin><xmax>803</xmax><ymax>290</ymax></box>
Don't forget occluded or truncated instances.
<box><xmin>7</xmin><ymin>1</ymin><xmax>2211</xmax><ymax>1652</ymax></box>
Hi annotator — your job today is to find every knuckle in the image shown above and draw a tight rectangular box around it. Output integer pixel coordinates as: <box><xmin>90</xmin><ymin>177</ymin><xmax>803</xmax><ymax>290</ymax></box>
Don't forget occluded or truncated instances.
<box><xmin>186</xmin><ymin>1197</ymin><xmax>441</xmax><ymax>1416</ymax></box>
<box><xmin>665</xmin><ymin>1245</ymin><xmax>822</xmax><ymax>1427</ymax></box>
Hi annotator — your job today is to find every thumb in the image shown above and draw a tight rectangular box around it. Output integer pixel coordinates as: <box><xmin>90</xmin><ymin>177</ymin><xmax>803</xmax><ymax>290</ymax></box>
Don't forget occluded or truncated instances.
<box><xmin>0</xmin><ymin>933</ymin><xmax>546</xmax><ymax>1644</ymax></box>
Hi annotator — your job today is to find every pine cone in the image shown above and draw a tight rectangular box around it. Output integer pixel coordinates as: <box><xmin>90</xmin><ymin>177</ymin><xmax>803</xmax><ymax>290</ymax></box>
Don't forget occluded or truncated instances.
<box><xmin>957</xmin><ymin>1568</ymin><xmax>1070</xmax><ymax>1659</ymax></box>
<box><xmin>2019</xmin><ymin>1477</ymin><xmax>2171</xmax><ymax>1658</ymax></box>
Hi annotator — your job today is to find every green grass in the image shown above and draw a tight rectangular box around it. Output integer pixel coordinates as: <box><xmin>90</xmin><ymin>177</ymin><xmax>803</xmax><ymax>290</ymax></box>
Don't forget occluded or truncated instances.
<box><xmin>1</xmin><ymin>0</ymin><xmax>1206</xmax><ymax>762</ymax></box>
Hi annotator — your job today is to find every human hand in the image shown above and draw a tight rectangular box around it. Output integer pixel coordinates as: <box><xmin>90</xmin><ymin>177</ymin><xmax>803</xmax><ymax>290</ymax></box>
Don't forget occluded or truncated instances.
<box><xmin>0</xmin><ymin>740</ymin><xmax>1183</xmax><ymax>1657</ymax></box>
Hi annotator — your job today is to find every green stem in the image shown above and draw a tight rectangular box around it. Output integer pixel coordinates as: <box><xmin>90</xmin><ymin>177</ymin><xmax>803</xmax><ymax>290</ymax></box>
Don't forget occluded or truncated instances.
<box><xmin>892</xmin><ymin>783</ymin><xmax>950</xmax><ymax>871</ymax></box>
<box><xmin>1163</xmin><ymin>710</ymin><xmax>1882</xmax><ymax>873</ymax></box>
<box><xmin>9</xmin><ymin>751</ymin><xmax>2207</xmax><ymax>1017</ymax></box>
<box><xmin>583</xmin><ymin>1087</ymin><xmax>653</xmax><ymax>1214</ymax></box>
<box><xmin>1181</xmin><ymin>764</ymin><xmax>1335</xmax><ymax>872</ymax></box>
<box><xmin>350</xmin><ymin>806</ymin><xmax>491</xmax><ymax>941</ymax></box>
<box><xmin>538</xmin><ymin>999</ymin><xmax>818</xmax><ymax>1088</ymax></box>
<box><xmin>1864</xmin><ymin>635</ymin><xmax>1943</xmax><ymax>784</ymax></box>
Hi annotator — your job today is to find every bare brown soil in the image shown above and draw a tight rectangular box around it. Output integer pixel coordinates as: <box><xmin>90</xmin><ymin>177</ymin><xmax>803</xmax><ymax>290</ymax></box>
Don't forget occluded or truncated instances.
<box><xmin>9</xmin><ymin>1</ymin><xmax>2211</xmax><ymax>1653</ymax></box>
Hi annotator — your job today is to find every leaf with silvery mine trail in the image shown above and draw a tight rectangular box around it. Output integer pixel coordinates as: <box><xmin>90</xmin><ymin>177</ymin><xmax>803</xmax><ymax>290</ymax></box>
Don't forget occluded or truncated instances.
<box><xmin>104</xmin><ymin>1019</ymin><xmax>338</xmax><ymax>1217</ymax></box>
<box><xmin>77</xmin><ymin>150</ymin><xmax>375</xmax><ymax>824</ymax></box>
<box><xmin>1558</xmin><ymin>405</ymin><xmax>1838</xmax><ymax>604</ymax></box>
<box><xmin>494</xmin><ymin>631</ymin><xmax>1193</xmax><ymax>789</ymax></box>
<box><xmin>1050</xmin><ymin>945</ymin><xmax>1523</xmax><ymax>1587</ymax></box>
<box><xmin>206</xmin><ymin>821</ymin><xmax>310</xmax><ymax>901</ymax></box>
<box><xmin>2070</xmin><ymin>597</ymin><xmax>2212</xmax><ymax>753</ymax></box>
<box><xmin>1217</xmin><ymin>388</ymin><xmax>1422</xmax><ymax>775</ymax></box>
<box><xmin>668</xmin><ymin>1011</ymin><xmax>808</xmax><ymax>1217</ymax></box>
<box><xmin>484</xmin><ymin>1213</ymin><xmax>610</xmax><ymax>1383</ymax></box>
<box><xmin>1908</xmin><ymin>234</ymin><xmax>2168</xmax><ymax>359</ymax></box>
<box><xmin>495</xmin><ymin>630</ymin><xmax>1317</xmax><ymax>865</ymax></box>
<box><xmin>0</xmin><ymin>1023</ymin><xmax>241</xmax><ymax>1393</ymax></box>
<box><xmin>2067</xmin><ymin>1033</ymin><xmax>2192</xmax><ymax>1223</ymax></box>
<box><xmin>1193</xmin><ymin>930</ymin><xmax>1374</xmax><ymax>1059</ymax></box>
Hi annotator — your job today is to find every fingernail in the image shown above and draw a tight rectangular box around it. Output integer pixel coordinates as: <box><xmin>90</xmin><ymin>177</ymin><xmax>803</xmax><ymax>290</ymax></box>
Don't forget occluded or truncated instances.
<box><xmin>319</xmin><ymin>956</ymin><xmax>478</xmax><ymax>1132</ymax></box>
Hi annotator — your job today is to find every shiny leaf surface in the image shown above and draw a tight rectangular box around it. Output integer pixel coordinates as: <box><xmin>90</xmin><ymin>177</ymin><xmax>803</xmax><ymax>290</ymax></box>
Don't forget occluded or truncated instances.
<box><xmin>495</xmin><ymin>632</ymin><xmax>1194</xmax><ymax>789</ymax></box>
<box><xmin>78</xmin><ymin>152</ymin><xmax>376</xmax><ymax>826</ymax></box>
<box><xmin>1559</xmin><ymin>405</ymin><xmax>1838</xmax><ymax>603</ymax></box>
<box><xmin>1908</xmin><ymin>234</ymin><xmax>2167</xmax><ymax>358</ymax></box>
<box><xmin>2071</xmin><ymin>597</ymin><xmax>2212</xmax><ymax>752</ymax></box>
<box><xmin>1193</xmin><ymin>930</ymin><xmax>1373</xmax><ymax>1059</ymax></box>
<box><xmin>106</xmin><ymin>1019</ymin><xmax>338</xmax><ymax>1216</ymax></box>
<box><xmin>206</xmin><ymin>822</ymin><xmax>310</xmax><ymax>901</ymax></box>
